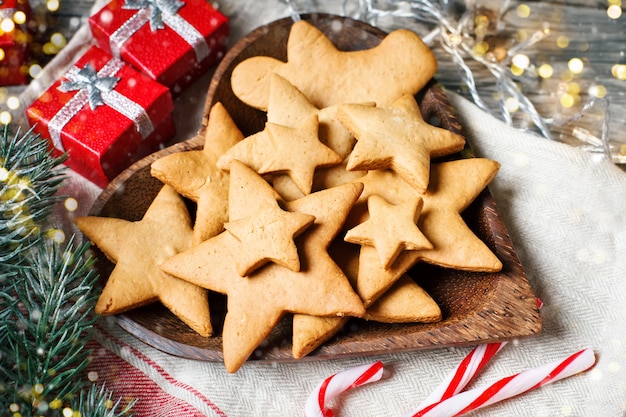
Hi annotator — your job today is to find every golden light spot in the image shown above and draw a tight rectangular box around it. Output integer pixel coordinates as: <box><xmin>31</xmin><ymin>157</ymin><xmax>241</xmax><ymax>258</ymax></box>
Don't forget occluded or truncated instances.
<box><xmin>538</xmin><ymin>63</ymin><xmax>554</xmax><ymax>78</ymax></box>
<box><xmin>49</xmin><ymin>399</ymin><xmax>63</xmax><ymax>410</ymax></box>
<box><xmin>64</xmin><ymin>197</ymin><xmax>78</xmax><ymax>212</ymax></box>
<box><xmin>567</xmin><ymin>82</ymin><xmax>581</xmax><ymax>95</ymax></box>
<box><xmin>1</xmin><ymin>18</ymin><xmax>15</xmax><ymax>33</ymax></box>
<box><xmin>588</xmin><ymin>84</ymin><xmax>607</xmax><ymax>98</ymax></box>
<box><xmin>47</xmin><ymin>0</ymin><xmax>60</xmax><ymax>12</ymax></box>
<box><xmin>62</xmin><ymin>408</ymin><xmax>73</xmax><ymax>417</ymax></box>
<box><xmin>0</xmin><ymin>111</ymin><xmax>12</xmax><ymax>125</ymax></box>
<box><xmin>510</xmin><ymin>64</ymin><xmax>525</xmax><ymax>76</ymax></box>
<box><xmin>29</xmin><ymin>64</ymin><xmax>42</xmax><ymax>78</ymax></box>
<box><xmin>607</xmin><ymin>5</ymin><xmax>622</xmax><ymax>19</ymax></box>
<box><xmin>568</xmin><ymin>57</ymin><xmax>584</xmax><ymax>74</ymax></box>
<box><xmin>504</xmin><ymin>97</ymin><xmax>520</xmax><ymax>112</ymax></box>
<box><xmin>47</xmin><ymin>228</ymin><xmax>66</xmax><ymax>244</ymax></box>
<box><xmin>561</xmin><ymin>70</ymin><xmax>574</xmax><ymax>82</ymax></box>
<box><xmin>612</xmin><ymin>64</ymin><xmax>626</xmax><ymax>80</ymax></box>
<box><xmin>516</xmin><ymin>4</ymin><xmax>531</xmax><ymax>18</ymax></box>
<box><xmin>6</xmin><ymin>96</ymin><xmax>20</xmax><ymax>110</ymax></box>
<box><xmin>13</xmin><ymin>11</ymin><xmax>26</xmax><ymax>24</ymax></box>
<box><xmin>50</xmin><ymin>32</ymin><xmax>66</xmax><ymax>48</ymax></box>
<box><xmin>9</xmin><ymin>404</ymin><xmax>20</xmax><ymax>412</ymax></box>
<box><xmin>0</xmin><ymin>48</ymin><xmax>5</xmax><ymax>61</ymax></box>
<box><xmin>42</xmin><ymin>42</ymin><xmax>58</xmax><ymax>55</ymax></box>
<box><xmin>556</xmin><ymin>35</ymin><xmax>570</xmax><ymax>48</ymax></box>
<box><xmin>560</xmin><ymin>94</ymin><xmax>575</xmax><ymax>108</ymax></box>
<box><xmin>512</xmin><ymin>53</ymin><xmax>530</xmax><ymax>69</ymax></box>
<box><xmin>473</xmin><ymin>40</ymin><xmax>489</xmax><ymax>56</ymax></box>
<box><xmin>33</xmin><ymin>383</ymin><xmax>44</xmax><ymax>395</ymax></box>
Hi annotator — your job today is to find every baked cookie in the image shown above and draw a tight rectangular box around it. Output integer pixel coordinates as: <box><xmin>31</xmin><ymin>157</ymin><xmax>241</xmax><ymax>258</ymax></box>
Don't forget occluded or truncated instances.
<box><xmin>75</xmin><ymin>185</ymin><xmax>212</xmax><ymax>337</ymax></box>
<box><xmin>231</xmin><ymin>20</ymin><xmax>437</xmax><ymax>110</ymax></box>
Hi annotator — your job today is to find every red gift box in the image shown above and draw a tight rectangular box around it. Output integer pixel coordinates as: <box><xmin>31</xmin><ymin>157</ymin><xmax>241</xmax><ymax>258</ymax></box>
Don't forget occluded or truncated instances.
<box><xmin>0</xmin><ymin>0</ymin><xmax>31</xmax><ymax>85</ymax></box>
<box><xmin>89</xmin><ymin>0</ymin><xmax>229</xmax><ymax>93</ymax></box>
<box><xmin>26</xmin><ymin>45</ymin><xmax>175</xmax><ymax>188</ymax></box>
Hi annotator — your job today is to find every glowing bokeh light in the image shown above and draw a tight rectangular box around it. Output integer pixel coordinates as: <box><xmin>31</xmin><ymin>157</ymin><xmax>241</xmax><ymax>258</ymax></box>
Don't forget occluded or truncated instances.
<box><xmin>568</xmin><ymin>58</ymin><xmax>584</xmax><ymax>74</ymax></box>
<box><xmin>516</xmin><ymin>4</ymin><xmax>531</xmax><ymax>18</ymax></box>
<box><xmin>6</xmin><ymin>96</ymin><xmax>20</xmax><ymax>110</ymax></box>
<box><xmin>607</xmin><ymin>5</ymin><xmax>622</xmax><ymax>19</ymax></box>
<box><xmin>1</xmin><ymin>18</ymin><xmax>15</xmax><ymax>32</ymax></box>
<box><xmin>538</xmin><ymin>63</ymin><xmax>554</xmax><ymax>78</ymax></box>
<box><xmin>13</xmin><ymin>11</ymin><xmax>26</xmax><ymax>24</ymax></box>
<box><xmin>0</xmin><ymin>111</ymin><xmax>12</xmax><ymax>125</ymax></box>
<box><xmin>556</xmin><ymin>35</ymin><xmax>570</xmax><ymax>48</ymax></box>
<box><xmin>588</xmin><ymin>84</ymin><xmax>607</xmax><ymax>98</ymax></box>
<box><xmin>47</xmin><ymin>0</ymin><xmax>60</xmax><ymax>12</ymax></box>
<box><xmin>612</xmin><ymin>64</ymin><xmax>626</xmax><ymax>80</ymax></box>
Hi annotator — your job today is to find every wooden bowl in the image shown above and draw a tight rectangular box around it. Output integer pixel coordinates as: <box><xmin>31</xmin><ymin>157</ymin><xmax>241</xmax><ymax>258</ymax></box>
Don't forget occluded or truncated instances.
<box><xmin>89</xmin><ymin>14</ymin><xmax>541</xmax><ymax>362</ymax></box>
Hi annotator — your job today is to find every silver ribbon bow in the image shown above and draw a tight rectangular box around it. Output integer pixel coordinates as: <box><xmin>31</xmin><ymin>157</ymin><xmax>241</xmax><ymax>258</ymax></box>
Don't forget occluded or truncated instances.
<box><xmin>58</xmin><ymin>64</ymin><xmax>120</xmax><ymax>110</ymax></box>
<box><xmin>48</xmin><ymin>58</ymin><xmax>155</xmax><ymax>152</ymax></box>
<box><xmin>110</xmin><ymin>0</ymin><xmax>209</xmax><ymax>63</ymax></box>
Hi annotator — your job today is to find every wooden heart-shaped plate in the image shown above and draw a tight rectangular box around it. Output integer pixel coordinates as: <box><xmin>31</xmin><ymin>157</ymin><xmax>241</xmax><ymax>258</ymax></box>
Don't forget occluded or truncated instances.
<box><xmin>89</xmin><ymin>14</ymin><xmax>541</xmax><ymax>362</ymax></box>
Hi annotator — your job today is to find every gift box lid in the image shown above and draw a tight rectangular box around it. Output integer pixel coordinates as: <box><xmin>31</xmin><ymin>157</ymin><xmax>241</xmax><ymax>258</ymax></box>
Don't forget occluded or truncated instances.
<box><xmin>25</xmin><ymin>45</ymin><xmax>174</xmax><ymax>178</ymax></box>
<box><xmin>89</xmin><ymin>0</ymin><xmax>229</xmax><ymax>89</ymax></box>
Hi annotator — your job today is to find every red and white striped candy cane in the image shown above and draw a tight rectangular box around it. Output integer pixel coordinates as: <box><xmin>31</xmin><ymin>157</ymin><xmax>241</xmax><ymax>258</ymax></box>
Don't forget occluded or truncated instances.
<box><xmin>405</xmin><ymin>348</ymin><xmax>595</xmax><ymax>417</ymax></box>
<box><xmin>304</xmin><ymin>361</ymin><xmax>384</xmax><ymax>417</ymax></box>
<box><xmin>413</xmin><ymin>342</ymin><xmax>508</xmax><ymax>411</ymax></box>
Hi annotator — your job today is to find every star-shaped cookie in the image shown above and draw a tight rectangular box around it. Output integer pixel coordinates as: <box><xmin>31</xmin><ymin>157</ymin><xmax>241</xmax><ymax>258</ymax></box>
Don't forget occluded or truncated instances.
<box><xmin>353</xmin><ymin>159</ymin><xmax>503</xmax><ymax>306</ymax></box>
<box><xmin>291</xmin><ymin>240</ymin><xmax>441</xmax><ymax>359</ymax></box>
<box><xmin>151</xmin><ymin>102</ymin><xmax>244</xmax><ymax>244</ymax></box>
<box><xmin>344</xmin><ymin>195</ymin><xmax>432</xmax><ymax>269</ymax></box>
<box><xmin>74</xmin><ymin>185</ymin><xmax>212</xmax><ymax>337</ymax></box>
<box><xmin>217</xmin><ymin>114</ymin><xmax>342</xmax><ymax>195</ymax></box>
<box><xmin>160</xmin><ymin>163</ymin><xmax>366</xmax><ymax>372</ymax></box>
<box><xmin>222</xmin><ymin>161</ymin><xmax>315</xmax><ymax>276</ymax></box>
<box><xmin>231</xmin><ymin>20</ymin><xmax>437</xmax><ymax>110</ymax></box>
<box><xmin>337</xmin><ymin>94</ymin><xmax>466</xmax><ymax>193</ymax></box>
<box><xmin>265</xmin><ymin>73</ymin><xmax>367</xmax><ymax>200</ymax></box>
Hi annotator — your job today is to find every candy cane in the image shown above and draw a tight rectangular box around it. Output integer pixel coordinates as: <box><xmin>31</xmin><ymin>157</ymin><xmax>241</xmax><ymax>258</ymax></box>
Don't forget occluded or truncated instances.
<box><xmin>304</xmin><ymin>361</ymin><xmax>384</xmax><ymax>417</ymax></box>
<box><xmin>404</xmin><ymin>348</ymin><xmax>595</xmax><ymax>417</ymax></box>
<box><xmin>416</xmin><ymin>342</ymin><xmax>508</xmax><ymax>409</ymax></box>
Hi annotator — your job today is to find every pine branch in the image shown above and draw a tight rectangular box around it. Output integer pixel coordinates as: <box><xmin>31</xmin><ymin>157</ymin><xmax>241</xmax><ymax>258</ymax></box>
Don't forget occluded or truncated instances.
<box><xmin>0</xmin><ymin>125</ymin><xmax>66</xmax><ymax>266</ymax></box>
<box><xmin>0</xmin><ymin>236</ymin><xmax>101</xmax><ymax>415</ymax></box>
<box><xmin>71</xmin><ymin>384</ymin><xmax>134</xmax><ymax>417</ymax></box>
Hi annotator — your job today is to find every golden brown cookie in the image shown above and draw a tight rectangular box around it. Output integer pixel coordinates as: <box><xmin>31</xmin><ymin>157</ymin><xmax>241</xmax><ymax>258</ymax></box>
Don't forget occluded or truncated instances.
<box><xmin>353</xmin><ymin>159</ymin><xmax>503</xmax><ymax>306</ymax></box>
<box><xmin>231</xmin><ymin>20</ymin><xmax>437</xmax><ymax>110</ymax></box>
<box><xmin>344</xmin><ymin>195</ymin><xmax>432</xmax><ymax>269</ymax></box>
<box><xmin>337</xmin><ymin>94</ymin><xmax>466</xmax><ymax>193</ymax></box>
<box><xmin>364</xmin><ymin>274</ymin><xmax>441</xmax><ymax>323</ymax></box>
<box><xmin>150</xmin><ymin>102</ymin><xmax>244</xmax><ymax>244</ymax></box>
<box><xmin>292</xmin><ymin>241</ymin><xmax>440</xmax><ymax>358</ymax></box>
<box><xmin>75</xmin><ymin>185</ymin><xmax>212</xmax><ymax>337</ymax></box>
<box><xmin>217</xmin><ymin>114</ymin><xmax>342</xmax><ymax>195</ymax></box>
<box><xmin>265</xmin><ymin>73</ymin><xmax>368</xmax><ymax>201</ymax></box>
<box><xmin>160</xmin><ymin>162</ymin><xmax>366</xmax><ymax>372</ymax></box>
<box><xmin>222</xmin><ymin>161</ymin><xmax>315</xmax><ymax>276</ymax></box>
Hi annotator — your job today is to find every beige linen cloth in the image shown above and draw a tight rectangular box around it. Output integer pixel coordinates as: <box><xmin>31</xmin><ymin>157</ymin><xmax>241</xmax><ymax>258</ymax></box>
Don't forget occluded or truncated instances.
<box><xmin>17</xmin><ymin>1</ymin><xmax>625</xmax><ymax>415</ymax></box>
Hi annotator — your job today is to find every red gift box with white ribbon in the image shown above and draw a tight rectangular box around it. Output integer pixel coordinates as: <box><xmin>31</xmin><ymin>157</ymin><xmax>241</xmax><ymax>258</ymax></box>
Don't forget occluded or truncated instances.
<box><xmin>0</xmin><ymin>0</ymin><xmax>31</xmax><ymax>85</ymax></box>
<box><xmin>26</xmin><ymin>45</ymin><xmax>175</xmax><ymax>187</ymax></box>
<box><xmin>88</xmin><ymin>0</ymin><xmax>229</xmax><ymax>94</ymax></box>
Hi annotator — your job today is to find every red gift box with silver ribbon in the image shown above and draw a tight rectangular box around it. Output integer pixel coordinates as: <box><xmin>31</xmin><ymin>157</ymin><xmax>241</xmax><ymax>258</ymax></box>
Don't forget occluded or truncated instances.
<box><xmin>0</xmin><ymin>0</ymin><xmax>31</xmax><ymax>85</ymax></box>
<box><xmin>89</xmin><ymin>0</ymin><xmax>229</xmax><ymax>93</ymax></box>
<box><xmin>26</xmin><ymin>45</ymin><xmax>175</xmax><ymax>187</ymax></box>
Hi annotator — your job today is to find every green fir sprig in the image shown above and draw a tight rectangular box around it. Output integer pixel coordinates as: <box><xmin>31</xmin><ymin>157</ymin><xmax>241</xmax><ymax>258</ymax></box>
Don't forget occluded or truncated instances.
<box><xmin>0</xmin><ymin>125</ymin><xmax>66</xmax><ymax>266</ymax></box>
<box><xmin>0</xmin><ymin>123</ymin><xmax>133</xmax><ymax>416</ymax></box>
